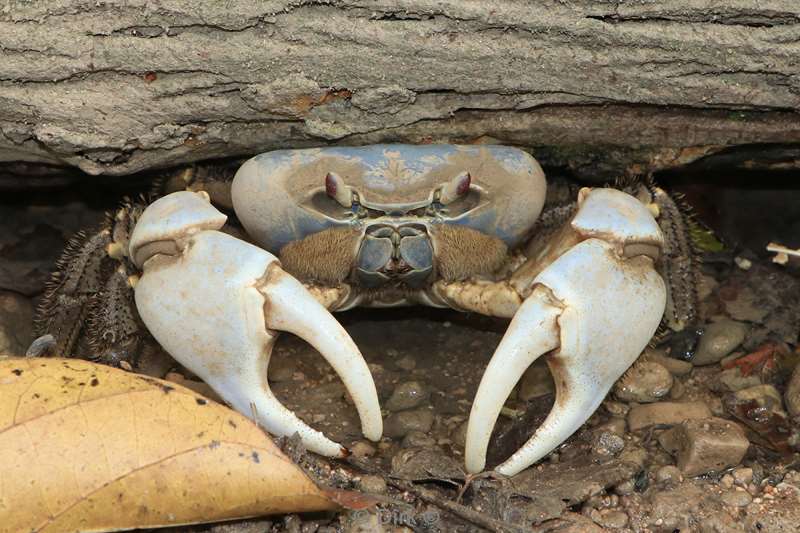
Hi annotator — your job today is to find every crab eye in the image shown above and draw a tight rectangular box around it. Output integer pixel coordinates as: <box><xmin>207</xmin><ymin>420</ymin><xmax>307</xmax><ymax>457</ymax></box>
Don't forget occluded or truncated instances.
<box><xmin>438</xmin><ymin>172</ymin><xmax>471</xmax><ymax>204</ymax></box>
<box><xmin>325</xmin><ymin>172</ymin><xmax>353</xmax><ymax>208</ymax></box>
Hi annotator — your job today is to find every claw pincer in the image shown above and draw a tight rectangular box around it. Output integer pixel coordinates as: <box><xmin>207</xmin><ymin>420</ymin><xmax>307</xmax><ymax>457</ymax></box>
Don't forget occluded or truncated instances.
<box><xmin>129</xmin><ymin>191</ymin><xmax>381</xmax><ymax>457</ymax></box>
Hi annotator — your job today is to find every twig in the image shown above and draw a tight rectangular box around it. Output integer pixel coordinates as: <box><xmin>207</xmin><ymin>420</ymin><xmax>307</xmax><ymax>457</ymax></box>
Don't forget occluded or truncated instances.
<box><xmin>345</xmin><ymin>457</ymin><xmax>527</xmax><ymax>533</ymax></box>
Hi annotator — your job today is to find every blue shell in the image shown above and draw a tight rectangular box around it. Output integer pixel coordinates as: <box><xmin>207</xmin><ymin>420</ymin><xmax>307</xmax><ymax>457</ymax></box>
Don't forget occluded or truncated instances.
<box><xmin>231</xmin><ymin>144</ymin><xmax>546</xmax><ymax>253</ymax></box>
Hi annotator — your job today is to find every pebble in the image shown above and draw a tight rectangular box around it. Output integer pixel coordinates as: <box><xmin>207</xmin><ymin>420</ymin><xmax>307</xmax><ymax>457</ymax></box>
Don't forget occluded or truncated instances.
<box><xmin>384</xmin><ymin>409</ymin><xmax>434</xmax><ymax>438</ymax></box>
<box><xmin>519</xmin><ymin>360</ymin><xmax>555</xmax><ymax>401</ymax></box>
<box><xmin>733</xmin><ymin>467</ymin><xmax>754</xmax><ymax>486</ymax></box>
<box><xmin>721</xmin><ymin>489</ymin><xmax>752</xmax><ymax>507</ymax></box>
<box><xmin>668</xmin><ymin>379</ymin><xmax>685</xmax><ymax>400</ymax></box>
<box><xmin>655</xmin><ymin>465</ymin><xmax>683</xmax><ymax>486</ymax></box>
<box><xmin>451</xmin><ymin>421</ymin><xmax>468</xmax><ymax>448</ymax></box>
<box><xmin>385</xmin><ymin>380</ymin><xmax>430</xmax><ymax>411</ymax></box>
<box><xmin>614</xmin><ymin>479</ymin><xmax>635</xmax><ymax>496</ymax></box>
<box><xmin>692</xmin><ymin>320</ymin><xmax>748</xmax><ymax>366</ymax></box>
<box><xmin>733</xmin><ymin>384</ymin><xmax>785</xmax><ymax>414</ymax></box>
<box><xmin>627</xmin><ymin>401</ymin><xmax>712</xmax><ymax>431</ymax></box>
<box><xmin>658</xmin><ymin>417</ymin><xmax>749</xmax><ymax>477</ymax></box>
<box><xmin>697</xmin><ymin>274</ymin><xmax>719</xmax><ymax>302</ymax></box>
<box><xmin>0</xmin><ymin>291</ymin><xmax>34</xmax><ymax>356</ymax></box>
<box><xmin>642</xmin><ymin>348</ymin><xmax>693</xmax><ymax>376</ymax></box>
<box><xmin>785</xmin><ymin>364</ymin><xmax>800</xmax><ymax>418</ymax></box>
<box><xmin>596</xmin><ymin>510</ymin><xmax>629</xmax><ymax>529</ymax></box>
<box><xmin>268</xmin><ymin>357</ymin><xmax>297</xmax><ymax>382</ymax></box>
<box><xmin>594</xmin><ymin>417</ymin><xmax>626</xmax><ymax>437</ymax></box>
<box><xmin>720</xmin><ymin>474</ymin><xmax>734</xmax><ymax>489</ymax></box>
<box><xmin>357</xmin><ymin>475</ymin><xmax>387</xmax><ymax>494</ymax></box>
<box><xmin>711</xmin><ymin>367</ymin><xmax>762</xmax><ymax>392</ymax></box>
<box><xmin>614</xmin><ymin>361</ymin><xmax>673</xmax><ymax>403</ymax></box>
<box><xmin>402</xmin><ymin>430</ymin><xmax>437</xmax><ymax>448</ymax></box>
<box><xmin>394</xmin><ymin>355</ymin><xmax>416</xmax><ymax>371</ymax></box>
<box><xmin>349</xmin><ymin>441</ymin><xmax>376</xmax><ymax>458</ymax></box>
<box><xmin>592</xmin><ymin>432</ymin><xmax>625</xmax><ymax>456</ymax></box>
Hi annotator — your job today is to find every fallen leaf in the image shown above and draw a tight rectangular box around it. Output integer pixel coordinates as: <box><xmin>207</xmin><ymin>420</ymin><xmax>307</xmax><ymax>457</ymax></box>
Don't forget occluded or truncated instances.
<box><xmin>0</xmin><ymin>357</ymin><xmax>362</xmax><ymax>532</ymax></box>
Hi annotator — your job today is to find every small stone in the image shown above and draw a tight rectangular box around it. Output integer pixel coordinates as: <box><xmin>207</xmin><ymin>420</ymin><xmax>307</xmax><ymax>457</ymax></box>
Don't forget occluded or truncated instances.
<box><xmin>733</xmin><ymin>384</ymin><xmax>785</xmax><ymax>414</ymax></box>
<box><xmin>722</xmin><ymin>286</ymin><xmax>769</xmax><ymax>323</ymax></box>
<box><xmin>658</xmin><ymin>417</ymin><xmax>749</xmax><ymax>477</ymax></box>
<box><xmin>720</xmin><ymin>474</ymin><xmax>734</xmax><ymax>489</ymax></box>
<box><xmin>349</xmin><ymin>441</ymin><xmax>376</xmax><ymax>458</ymax></box>
<box><xmin>519</xmin><ymin>360</ymin><xmax>555</xmax><ymax>401</ymax></box>
<box><xmin>604</xmin><ymin>400</ymin><xmax>629</xmax><ymax>417</ymax></box>
<box><xmin>401</xmin><ymin>431</ymin><xmax>436</xmax><ymax>448</ymax></box>
<box><xmin>357</xmin><ymin>475</ymin><xmax>387</xmax><ymax>494</ymax></box>
<box><xmin>592</xmin><ymin>432</ymin><xmax>625</xmax><ymax>456</ymax></box>
<box><xmin>711</xmin><ymin>367</ymin><xmax>762</xmax><ymax>392</ymax></box>
<box><xmin>596</xmin><ymin>510</ymin><xmax>629</xmax><ymax>529</ymax></box>
<box><xmin>594</xmin><ymin>417</ymin><xmax>626</xmax><ymax>436</ymax></box>
<box><xmin>451</xmin><ymin>421</ymin><xmax>468</xmax><ymax>448</ymax></box>
<box><xmin>614</xmin><ymin>361</ymin><xmax>673</xmax><ymax>403</ymax></box>
<box><xmin>785</xmin><ymin>364</ymin><xmax>800</xmax><ymax>418</ymax></box>
<box><xmin>642</xmin><ymin>348</ymin><xmax>693</xmax><ymax>376</ymax></box>
<box><xmin>614</xmin><ymin>479</ymin><xmax>635</xmax><ymax>496</ymax></box>
<box><xmin>268</xmin><ymin>357</ymin><xmax>296</xmax><ymax>382</ymax></box>
<box><xmin>669</xmin><ymin>379</ymin><xmax>685</xmax><ymax>400</ymax></box>
<box><xmin>732</xmin><ymin>467</ymin><xmax>754</xmax><ymax>486</ymax></box>
<box><xmin>692</xmin><ymin>320</ymin><xmax>748</xmax><ymax>366</ymax></box>
<box><xmin>395</xmin><ymin>355</ymin><xmax>416</xmax><ymax>371</ymax></box>
<box><xmin>655</xmin><ymin>465</ymin><xmax>683</xmax><ymax>486</ymax></box>
<box><xmin>697</xmin><ymin>274</ymin><xmax>719</xmax><ymax>302</ymax></box>
<box><xmin>384</xmin><ymin>409</ymin><xmax>434</xmax><ymax>438</ymax></box>
<box><xmin>0</xmin><ymin>291</ymin><xmax>34</xmax><ymax>356</ymax></box>
<box><xmin>627</xmin><ymin>401</ymin><xmax>712</xmax><ymax>431</ymax></box>
<box><xmin>721</xmin><ymin>489</ymin><xmax>752</xmax><ymax>507</ymax></box>
<box><xmin>385</xmin><ymin>380</ymin><xmax>430</xmax><ymax>412</ymax></box>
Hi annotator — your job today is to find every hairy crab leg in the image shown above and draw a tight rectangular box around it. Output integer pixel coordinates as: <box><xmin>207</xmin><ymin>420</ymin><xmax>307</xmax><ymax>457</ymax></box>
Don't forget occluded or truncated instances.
<box><xmin>129</xmin><ymin>191</ymin><xmax>382</xmax><ymax>457</ymax></box>
<box><xmin>465</xmin><ymin>188</ymin><xmax>667</xmax><ymax>476</ymax></box>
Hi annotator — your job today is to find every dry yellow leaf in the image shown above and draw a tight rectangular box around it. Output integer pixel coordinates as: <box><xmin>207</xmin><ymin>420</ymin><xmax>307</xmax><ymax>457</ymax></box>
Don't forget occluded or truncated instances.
<box><xmin>0</xmin><ymin>357</ymin><xmax>353</xmax><ymax>532</ymax></box>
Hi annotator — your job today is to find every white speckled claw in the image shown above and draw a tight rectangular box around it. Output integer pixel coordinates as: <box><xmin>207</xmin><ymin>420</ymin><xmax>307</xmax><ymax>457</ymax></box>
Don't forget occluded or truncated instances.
<box><xmin>465</xmin><ymin>188</ymin><xmax>667</xmax><ymax>476</ymax></box>
<box><xmin>130</xmin><ymin>191</ymin><xmax>382</xmax><ymax>457</ymax></box>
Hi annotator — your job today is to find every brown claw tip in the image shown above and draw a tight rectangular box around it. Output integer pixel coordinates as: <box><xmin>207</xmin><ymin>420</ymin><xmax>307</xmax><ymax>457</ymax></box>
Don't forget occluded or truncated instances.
<box><xmin>338</xmin><ymin>446</ymin><xmax>351</xmax><ymax>458</ymax></box>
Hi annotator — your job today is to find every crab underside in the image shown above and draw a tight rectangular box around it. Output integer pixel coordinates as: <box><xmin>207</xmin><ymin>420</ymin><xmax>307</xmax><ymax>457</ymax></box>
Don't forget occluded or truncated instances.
<box><xmin>35</xmin><ymin>144</ymin><xmax>698</xmax><ymax>476</ymax></box>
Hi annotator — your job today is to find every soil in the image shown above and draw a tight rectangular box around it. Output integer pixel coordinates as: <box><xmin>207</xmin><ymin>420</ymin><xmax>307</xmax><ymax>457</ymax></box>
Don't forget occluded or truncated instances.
<box><xmin>2</xmin><ymin>177</ymin><xmax>800</xmax><ymax>532</ymax></box>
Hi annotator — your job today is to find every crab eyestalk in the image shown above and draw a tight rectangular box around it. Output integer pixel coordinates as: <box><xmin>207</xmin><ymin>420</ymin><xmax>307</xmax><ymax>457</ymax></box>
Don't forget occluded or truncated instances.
<box><xmin>129</xmin><ymin>191</ymin><xmax>382</xmax><ymax>457</ymax></box>
<box><xmin>465</xmin><ymin>189</ymin><xmax>667</xmax><ymax>476</ymax></box>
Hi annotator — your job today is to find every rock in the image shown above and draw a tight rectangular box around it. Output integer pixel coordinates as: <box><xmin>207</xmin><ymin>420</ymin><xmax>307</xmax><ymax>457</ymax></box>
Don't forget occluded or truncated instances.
<box><xmin>394</xmin><ymin>355</ymin><xmax>416</xmax><ymax>371</ymax></box>
<box><xmin>451</xmin><ymin>421</ymin><xmax>468</xmax><ymax>448</ymax></box>
<box><xmin>592</xmin><ymin>432</ymin><xmax>625</xmax><ymax>456</ymax></box>
<box><xmin>627</xmin><ymin>401</ymin><xmax>712</xmax><ymax>431</ymax></box>
<box><xmin>722</xmin><ymin>286</ymin><xmax>769</xmax><ymax>323</ymax></box>
<box><xmin>268</xmin><ymin>357</ymin><xmax>296</xmax><ymax>382</ymax></box>
<box><xmin>710</xmin><ymin>367</ymin><xmax>762</xmax><ymax>392</ymax></box>
<box><xmin>344</xmin><ymin>510</ymin><xmax>386</xmax><ymax>533</ymax></box>
<box><xmin>693</xmin><ymin>320</ymin><xmax>748</xmax><ymax>366</ymax></box>
<box><xmin>614</xmin><ymin>361</ymin><xmax>673</xmax><ymax>403</ymax></box>
<box><xmin>697</xmin><ymin>273</ymin><xmax>719</xmax><ymax>302</ymax></box>
<box><xmin>732</xmin><ymin>467</ymin><xmax>754</xmax><ymax>486</ymax></box>
<box><xmin>647</xmin><ymin>484</ymin><xmax>705</xmax><ymax>531</ymax></box>
<box><xmin>390</xmin><ymin>447</ymin><xmax>465</xmax><ymax>481</ymax></box>
<box><xmin>385</xmin><ymin>380</ymin><xmax>430</xmax><ymax>412</ymax></box>
<box><xmin>658</xmin><ymin>417</ymin><xmax>749</xmax><ymax>477</ymax></box>
<box><xmin>594</xmin><ymin>417</ymin><xmax>626</xmax><ymax>437</ymax></box>
<box><xmin>655</xmin><ymin>465</ymin><xmax>683</xmax><ymax>486</ymax></box>
<box><xmin>642</xmin><ymin>348</ymin><xmax>693</xmax><ymax>376</ymax></box>
<box><xmin>349</xmin><ymin>441</ymin><xmax>376</xmax><ymax>458</ymax></box>
<box><xmin>401</xmin><ymin>430</ymin><xmax>436</xmax><ymax>448</ymax></box>
<box><xmin>595</xmin><ymin>510</ymin><xmax>629</xmax><ymax>529</ymax></box>
<box><xmin>357</xmin><ymin>475</ymin><xmax>387</xmax><ymax>494</ymax></box>
<box><xmin>786</xmin><ymin>363</ymin><xmax>800</xmax><ymax>418</ymax></box>
<box><xmin>720</xmin><ymin>489</ymin><xmax>752</xmax><ymax>507</ymax></box>
<box><xmin>384</xmin><ymin>409</ymin><xmax>434</xmax><ymax>438</ymax></box>
<box><xmin>669</xmin><ymin>379</ymin><xmax>686</xmax><ymax>400</ymax></box>
<box><xmin>0</xmin><ymin>291</ymin><xmax>34</xmax><ymax>356</ymax></box>
<box><xmin>519</xmin><ymin>360</ymin><xmax>555</xmax><ymax>401</ymax></box>
<box><xmin>732</xmin><ymin>384</ymin><xmax>785</xmax><ymax>414</ymax></box>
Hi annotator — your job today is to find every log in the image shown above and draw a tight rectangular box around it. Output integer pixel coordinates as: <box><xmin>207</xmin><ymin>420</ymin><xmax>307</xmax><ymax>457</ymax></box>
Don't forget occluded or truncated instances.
<box><xmin>1</xmin><ymin>1</ymin><xmax>799</xmax><ymax>181</ymax></box>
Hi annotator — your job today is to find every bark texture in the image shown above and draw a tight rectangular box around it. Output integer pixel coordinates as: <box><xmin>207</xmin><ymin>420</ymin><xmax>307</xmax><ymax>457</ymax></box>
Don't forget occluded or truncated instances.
<box><xmin>1</xmin><ymin>1</ymin><xmax>799</xmax><ymax>180</ymax></box>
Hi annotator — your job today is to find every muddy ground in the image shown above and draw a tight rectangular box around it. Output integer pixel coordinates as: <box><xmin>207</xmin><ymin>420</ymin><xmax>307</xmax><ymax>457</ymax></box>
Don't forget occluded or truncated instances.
<box><xmin>2</xmin><ymin>176</ymin><xmax>800</xmax><ymax>532</ymax></box>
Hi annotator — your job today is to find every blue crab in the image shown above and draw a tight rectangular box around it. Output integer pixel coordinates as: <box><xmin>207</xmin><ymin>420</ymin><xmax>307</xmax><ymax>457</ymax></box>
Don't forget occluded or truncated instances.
<box><xmin>38</xmin><ymin>144</ymin><xmax>694</xmax><ymax>476</ymax></box>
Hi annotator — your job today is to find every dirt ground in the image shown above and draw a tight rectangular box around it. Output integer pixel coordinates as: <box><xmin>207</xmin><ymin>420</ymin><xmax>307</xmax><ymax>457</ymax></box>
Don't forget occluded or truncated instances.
<box><xmin>2</xmin><ymin>176</ymin><xmax>800</xmax><ymax>532</ymax></box>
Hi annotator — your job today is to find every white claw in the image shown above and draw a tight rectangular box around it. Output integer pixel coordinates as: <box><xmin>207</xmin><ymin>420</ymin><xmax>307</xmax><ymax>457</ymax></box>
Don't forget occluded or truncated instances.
<box><xmin>133</xmin><ymin>207</ymin><xmax>381</xmax><ymax>457</ymax></box>
<box><xmin>465</xmin><ymin>238</ymin><xmax>666</xmax><ymax>476</ymax></box>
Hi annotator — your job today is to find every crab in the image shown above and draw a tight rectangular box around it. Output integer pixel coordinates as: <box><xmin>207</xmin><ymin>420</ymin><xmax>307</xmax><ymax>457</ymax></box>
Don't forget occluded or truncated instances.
<box><xmin>36</xmin><ymin>144</ymin><xmax>698</xmax><ymax>477</ymax></box>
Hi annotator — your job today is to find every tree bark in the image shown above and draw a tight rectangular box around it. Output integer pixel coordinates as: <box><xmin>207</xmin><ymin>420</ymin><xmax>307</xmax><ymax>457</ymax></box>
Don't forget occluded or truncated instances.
<box><xmin>1</xmin><ymin>1</ymin><xmax>799</xmax><ymax>181</ymax></box>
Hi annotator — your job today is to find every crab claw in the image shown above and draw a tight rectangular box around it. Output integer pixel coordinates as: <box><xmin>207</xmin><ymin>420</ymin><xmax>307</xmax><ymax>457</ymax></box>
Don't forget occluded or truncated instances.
<box><xmin>465</xmin><ymin>189</ymin><xmax>667</xmax><ymax>476</ymax></box>
<box><xmin>129</xmin><ymin>191</ymin><xmax>382</xmax><ymax>457</ymax></box>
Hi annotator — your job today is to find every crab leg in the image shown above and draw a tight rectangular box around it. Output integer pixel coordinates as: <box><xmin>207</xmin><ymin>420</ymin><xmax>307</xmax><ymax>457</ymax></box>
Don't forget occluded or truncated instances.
<box><xmin>128</xmin><ymin>191</ymin><xmax>382</xmax><ymax>457</ymax></box>
<box><xmin>465</xmin><ymin>189</ymin><xmax>667</xmax><ymax>476</ymax></box>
